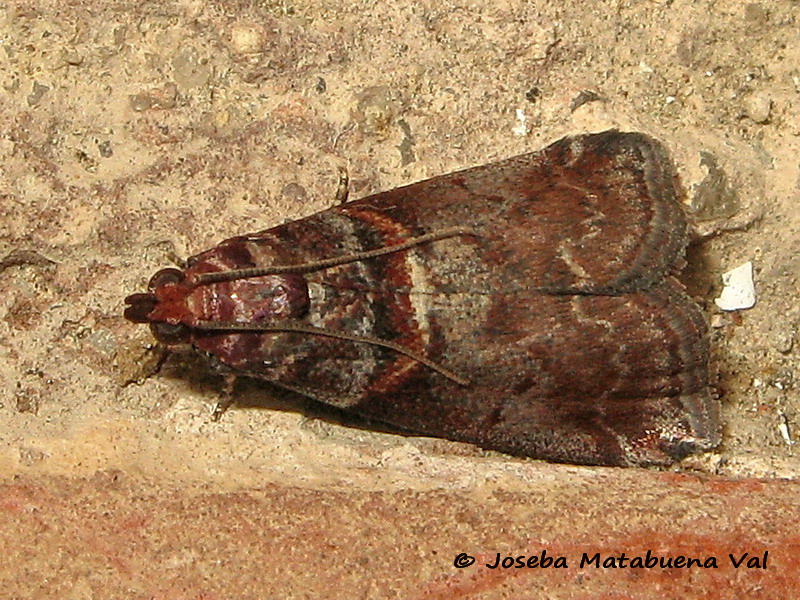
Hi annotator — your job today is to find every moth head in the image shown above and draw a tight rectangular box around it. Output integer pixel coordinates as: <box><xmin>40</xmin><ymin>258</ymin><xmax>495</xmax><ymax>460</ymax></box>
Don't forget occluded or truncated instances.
<box><xmin>124</xmin><ymin>265</ymin><xmax>311</xmax><ymax>344</ymax></box>
<box><xmin>124</xmin><ymin>267</ymin><xmax>193</xmax><ymax>344</ymax></box>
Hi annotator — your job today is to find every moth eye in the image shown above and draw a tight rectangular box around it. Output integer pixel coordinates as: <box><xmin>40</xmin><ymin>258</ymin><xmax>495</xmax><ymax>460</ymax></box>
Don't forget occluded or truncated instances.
<box><xmin>148</xmin><ymin>268</ymin><xmax>186</xmax><ymax>290</ymax></box>
<box><xmin>149</xmin><ymin>322</ymin><xmax>191</xmax><ymax>344</ymax></box>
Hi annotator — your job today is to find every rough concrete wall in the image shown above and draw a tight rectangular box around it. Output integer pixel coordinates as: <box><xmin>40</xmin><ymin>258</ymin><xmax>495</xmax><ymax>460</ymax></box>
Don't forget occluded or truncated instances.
<box><xmin>1</xmin><ymin>0</ymin><xmax>799</xmax><ymax>597</ymax></box>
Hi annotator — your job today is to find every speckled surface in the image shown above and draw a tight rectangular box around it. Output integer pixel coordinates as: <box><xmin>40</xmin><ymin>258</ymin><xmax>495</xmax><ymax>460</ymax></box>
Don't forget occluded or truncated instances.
<box><xmin>1</xmin><ymin>0</ymin><xmax>799</xmax><ymax>596</ymax></box>
<box><xmin>3</xmin><ymin>472</ymin><xmax>798</xmax><ymax>598</ymax></box>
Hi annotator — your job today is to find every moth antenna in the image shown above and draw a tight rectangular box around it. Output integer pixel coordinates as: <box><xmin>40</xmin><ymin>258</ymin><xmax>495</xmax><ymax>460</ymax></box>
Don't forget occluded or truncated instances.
<box><xmin>192</xmin><ymin>227</ymin><xmax>480</xmax><ymax>285</ymax></box>
<box><xmin>194</xmin><ymin>320</ymin><xmax>470</xmax><ymax>386</ymax></box>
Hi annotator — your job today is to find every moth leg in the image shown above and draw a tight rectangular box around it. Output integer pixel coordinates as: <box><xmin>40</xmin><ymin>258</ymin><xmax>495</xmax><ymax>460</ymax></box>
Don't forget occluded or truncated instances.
<box><xmin>335</xmin><ymin>165</ymin><xmax>349</xmax><ymax>204</ymax></box>
<box><xmin>210</xmin><ymin>373</ymin><xmax>238</xmax><ymax>422</ymax></box>
<box><xmin>148</xmin><ymin>239</ymin><xmax>187</xmax><ymax>269</ymax></box>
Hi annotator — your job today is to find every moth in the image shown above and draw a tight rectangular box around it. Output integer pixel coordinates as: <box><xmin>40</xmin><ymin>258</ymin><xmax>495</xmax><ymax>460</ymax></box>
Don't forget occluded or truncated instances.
<box><xmin>125</xmin><ymin>130</ymin><xmax>720</xmax><ymax>467</ymax></box>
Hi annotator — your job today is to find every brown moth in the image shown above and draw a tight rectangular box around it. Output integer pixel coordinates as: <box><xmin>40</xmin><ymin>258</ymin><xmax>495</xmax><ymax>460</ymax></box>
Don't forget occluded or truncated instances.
<box><xmin>125</xmin><ymin>130</ymin><xmax>720</xmax><ymax>467</ymax></box>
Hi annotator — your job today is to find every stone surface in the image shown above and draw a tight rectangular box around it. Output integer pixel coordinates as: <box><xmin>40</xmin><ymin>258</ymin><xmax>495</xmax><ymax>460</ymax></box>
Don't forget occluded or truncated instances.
<box><xmin>2</xmin><ymin>0</ymin><xmax>800</xmax><ymax>595</ymax></box>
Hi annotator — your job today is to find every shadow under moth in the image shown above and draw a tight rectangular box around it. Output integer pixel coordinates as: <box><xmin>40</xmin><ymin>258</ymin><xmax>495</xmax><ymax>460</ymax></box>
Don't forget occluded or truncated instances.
<box><xmin>125</xmin><ymin>130</ymin><xmax>720</xmax><ymax>467</ymax></box>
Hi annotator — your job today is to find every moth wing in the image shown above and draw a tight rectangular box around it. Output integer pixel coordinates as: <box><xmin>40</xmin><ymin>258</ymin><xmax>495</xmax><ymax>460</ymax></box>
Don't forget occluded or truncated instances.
<box><xmin>349</xmin><ymin>130</ymin><xmax>689</xmax><ymax>295</ymax></box>
<box><xmin>342</xmin><ymin>279</ymin><xmax>718</xmax><ymax>467</ymax></box>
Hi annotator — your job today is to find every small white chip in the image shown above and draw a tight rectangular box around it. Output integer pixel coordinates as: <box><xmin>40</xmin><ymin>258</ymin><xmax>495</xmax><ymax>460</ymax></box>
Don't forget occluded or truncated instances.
<box><xmin>714</xmin><ymin>261</ymin><xmax>756</xmax><ymax>311</ymax></box>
